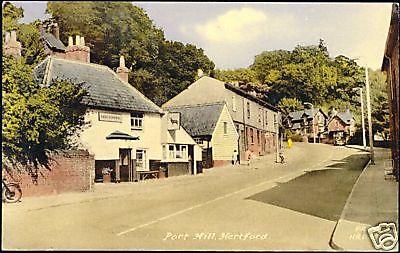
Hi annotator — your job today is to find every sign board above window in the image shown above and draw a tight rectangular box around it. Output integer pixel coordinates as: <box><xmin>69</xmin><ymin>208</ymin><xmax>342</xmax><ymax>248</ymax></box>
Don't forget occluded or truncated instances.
<box><xmin>167</xmin><ymin>112</ymin><xmax>180</xmax><ymax>130</ymax></box>
<box><xmin>98</xmin><ymin>112</ymin><xmax>122</xmax><ymax>123</ymax></box>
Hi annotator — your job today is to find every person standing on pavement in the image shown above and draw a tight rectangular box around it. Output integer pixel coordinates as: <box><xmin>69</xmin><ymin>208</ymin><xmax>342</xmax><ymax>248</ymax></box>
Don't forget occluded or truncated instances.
<box><xmin>232</xmin><ymin>150</ymin><xmax>238</xmax><ymax>166</ymax></box>
<box><xmin>247</xmin><ymin>151</ymin><xmax>252</xmax><ymax>166</ymax></box>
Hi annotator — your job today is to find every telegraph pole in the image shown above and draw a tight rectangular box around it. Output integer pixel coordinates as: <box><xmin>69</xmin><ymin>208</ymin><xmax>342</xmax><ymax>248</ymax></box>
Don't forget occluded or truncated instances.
<box><xmin>365</xmin><ymin>67</ymin><xmax>375</xmax><ymax>164</ymax></box>
<box><xmin>360</xmin><ymin>88</ymin><xmax>367</xmax><ymax>150</ymax></box>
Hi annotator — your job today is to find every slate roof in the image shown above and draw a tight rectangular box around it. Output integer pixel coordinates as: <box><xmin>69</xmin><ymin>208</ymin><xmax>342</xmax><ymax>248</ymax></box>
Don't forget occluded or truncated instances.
<box><xmin>165</xmin><ymin>102</ymin><xmax>225</xmax><ymax>136</ymax></box>
<box><xmin>292</xmin><ymin>122</ymin><xmax>301</xmax><ymax>129</ymax></box>
<box><xmin>331</xmin><ymin>110</ymin><xmax>354</xmax><ymax>125</ymax></box>
<box><xmin>33</xmin><ymin>56</ymin><xmax>163</xmax><ymax>114</ymax></box>
<box><xmin>224</xmin><ymin>83</ymin><xmax>279</xmax><ymax>112</ymax></box>
<box><xmin>289</xmin><ymin>108</ymin><xmax>327</xmax><ymax>121</ymax></box>
<box><xmin>41</xmin><ymin>32</ymin><xmax>67</xmax><ymax>52</ymax></box>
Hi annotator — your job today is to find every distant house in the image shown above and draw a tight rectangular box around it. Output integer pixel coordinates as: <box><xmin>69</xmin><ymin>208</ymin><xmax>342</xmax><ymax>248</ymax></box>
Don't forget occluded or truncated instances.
<box><xmin>163</xmin><ymin>76</ymin><xmax>280</xmax><ymax>162</ymax></box>
<box><xmin>165</xmin><ymin>102</ymin><xmax>239</xmax><ymax>168</ymax></box>
<box><xmin>327</xmin><ymin>109</ymin><xmax>356</xmax><ymax>145</ymax></box>
<box><xmin>288</xmin><ymin>108</ymin><xmax>328</xmax><ymax>142</ymax></box>
<box><xmin>381</xmin><ymin>3</ymin><xmax>399</xmax><ymax>180</ymax></box>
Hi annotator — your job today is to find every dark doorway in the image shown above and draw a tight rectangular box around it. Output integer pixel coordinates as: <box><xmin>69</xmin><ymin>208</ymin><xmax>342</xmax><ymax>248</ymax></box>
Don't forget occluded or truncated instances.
<box><xmin>119</xmin><ymin>148</ymin><xmax>135</xmax><ymax>182</ymax></box>
<box><xmin>188</xmin><ymin>145</ymin><xmax>194</xmax><ymax>174</ymax></box>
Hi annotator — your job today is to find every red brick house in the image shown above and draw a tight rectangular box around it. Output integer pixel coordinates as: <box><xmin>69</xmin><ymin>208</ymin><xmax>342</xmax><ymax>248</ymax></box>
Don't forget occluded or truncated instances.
<box><xmin>382</xmin><ymin>3</ymin><xmax>399</xmax><ymax>181</ymax></box>
<box><xmin>327</xmin><ymin>109</ymin><xmax>356</xmax><ymax>145</ymax></box>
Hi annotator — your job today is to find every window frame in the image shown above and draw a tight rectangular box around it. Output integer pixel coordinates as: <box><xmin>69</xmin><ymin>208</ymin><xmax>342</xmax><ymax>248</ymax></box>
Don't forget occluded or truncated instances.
<box><xmin>131</xmin><ymin>112</ymin><xmax>144</xmax><ymax>130</ymax></box>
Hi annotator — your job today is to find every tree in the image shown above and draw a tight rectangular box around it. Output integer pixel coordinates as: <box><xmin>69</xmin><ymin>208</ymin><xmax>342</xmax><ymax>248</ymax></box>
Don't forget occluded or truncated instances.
<box><xmin>277</xmin><ymin>98</ymin><xmax>303</xmax><ymax>115</ymax></box>
<box><xmin>2</xmin><ymin>2</ymin><xmax>46</xmax><ymax>65</ymax></box>
<box><xmin>2</xmin><ymin>56</ymin><xmax>87</xmax><ymax>173</ymax></box>
<box><xmin>368</xmin><ymin>69</ymin><xmax>390</xmax><ymax>140</ymax></box>
<box><xmin>46</xmin><ymin>2</ymin><xmax>215</xmax><ymax>105</ymax></box>
<box><xmin>2</xmin><ymin>1</ymin><xmax>23</xmax><ymax>31</ymax></box>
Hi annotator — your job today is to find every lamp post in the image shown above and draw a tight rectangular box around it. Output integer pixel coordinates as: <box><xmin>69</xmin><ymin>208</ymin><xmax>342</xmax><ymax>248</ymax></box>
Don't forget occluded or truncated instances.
<box><xmin>352</xmin><ymin>87</ymin><xmax>367</xmax><ymax>150</ymax></box>
<box><xmin>304</xmin><ymin>102</ymin><xmax>316</xmax><ymax>143</ymax></box>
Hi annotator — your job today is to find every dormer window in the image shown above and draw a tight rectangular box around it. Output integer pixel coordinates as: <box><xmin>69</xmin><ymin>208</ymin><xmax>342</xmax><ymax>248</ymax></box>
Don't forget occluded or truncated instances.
<box><xmin>131</xmin><ymin>113</ymin><xmax>143</xmax><ymax>130</ymax></box>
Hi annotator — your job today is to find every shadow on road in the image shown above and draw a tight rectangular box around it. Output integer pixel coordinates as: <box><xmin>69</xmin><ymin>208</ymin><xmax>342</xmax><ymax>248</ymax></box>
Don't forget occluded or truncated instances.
<box><xmin>246</xmin><ymin>154</ymin><xmax>370</xmax><ymax>221</ymax></box>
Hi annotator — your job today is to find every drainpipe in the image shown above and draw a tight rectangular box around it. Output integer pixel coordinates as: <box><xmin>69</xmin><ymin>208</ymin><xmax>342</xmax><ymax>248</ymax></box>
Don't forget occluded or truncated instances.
<box><xmin>242</xmin><ymin>97</ymin><xmax>247</xmax><ymax>158</ymax></box>
<box><xmin>384</xmin><ymin>53</ymin><xmax>398</xmax><ymax>178</ymax></box>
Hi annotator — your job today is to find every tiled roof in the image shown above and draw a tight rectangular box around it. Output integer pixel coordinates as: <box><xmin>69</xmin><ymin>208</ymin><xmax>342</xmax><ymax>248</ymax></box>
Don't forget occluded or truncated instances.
<box><xmin>165</xmin><ymin>102</ymin><xmax>225</xmax><ymax>136</ymax></box>
<box><xmin>33</xmin><ymin>57</ymin><xmax>163</xmax><ymax>114</ymax></box>
<box><xmin>41</xmin><ymin>32</ymin><xmax>67</xmax><ymax>52</ymax></box>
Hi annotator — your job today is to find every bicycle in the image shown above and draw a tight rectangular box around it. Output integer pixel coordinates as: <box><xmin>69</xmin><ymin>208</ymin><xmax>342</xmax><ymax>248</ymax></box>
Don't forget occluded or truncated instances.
<box><xmin>2</xmin><ymin>178</ymin><xmax>22</xmax><ymax>203</ymax></box>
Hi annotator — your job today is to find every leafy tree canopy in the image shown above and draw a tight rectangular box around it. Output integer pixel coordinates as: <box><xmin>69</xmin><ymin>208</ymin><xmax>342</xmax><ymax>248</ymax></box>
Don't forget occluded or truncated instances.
<box><xmin>2</xmin><ymin>56</ymin><xmax>87</xmax><ymax>170</ymax></box>
<box><xmin>46</xmin><ymin>1</ymin><xmax>215</xmax><ymax>105</ymax></box>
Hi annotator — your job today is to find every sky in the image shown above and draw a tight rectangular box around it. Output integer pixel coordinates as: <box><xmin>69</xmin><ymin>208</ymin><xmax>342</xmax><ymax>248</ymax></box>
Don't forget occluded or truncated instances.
<box><xmin>10</xmin><ymin>1</ymin><xmax>394</xmax><ymax>70</ymax></box>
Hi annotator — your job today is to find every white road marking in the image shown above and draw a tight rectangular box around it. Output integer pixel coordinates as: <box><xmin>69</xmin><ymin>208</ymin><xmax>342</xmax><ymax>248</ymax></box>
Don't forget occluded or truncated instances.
<box><xmin>116</xmin><ymin>171</ymin><xmax>302</xmax><ymax>236</ymax></box>
<box><xmin>117</xmin><ymin>145</ymin><xmax>342</xmax><ymax>237</ymax></box>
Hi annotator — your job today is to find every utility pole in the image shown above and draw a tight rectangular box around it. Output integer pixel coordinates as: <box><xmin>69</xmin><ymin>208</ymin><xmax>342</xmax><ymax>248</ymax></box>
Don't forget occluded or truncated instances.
<box><xmin>275</xmin><ymin>112</ymin><xmax>280</xmax><ymax>163</ymax></box>
<box><xmin>304</xmin><ymin>102</ymin><xmax>316</xmax><ymax>143</ymax></box>
<box><xmin>359</xmin><ymin>88</ymin><xmax>367</xmax><ymax>149</ymax></box>
<box><xmin>365</xmin><ymin>67</ymin><xmax>375</xmax><ymax>164</ymax></box>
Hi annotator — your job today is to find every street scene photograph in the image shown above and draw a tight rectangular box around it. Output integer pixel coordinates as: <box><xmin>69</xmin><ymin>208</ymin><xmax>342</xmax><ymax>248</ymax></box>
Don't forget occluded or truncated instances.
<box><xmin>1</xmin><ymin>1</ymin><xmax>399</xmax><ymax>251</ymax></box>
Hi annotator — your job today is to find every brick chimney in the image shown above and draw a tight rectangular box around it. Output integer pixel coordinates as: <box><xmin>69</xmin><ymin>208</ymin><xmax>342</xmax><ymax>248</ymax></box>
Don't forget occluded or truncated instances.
<box><xmin>3</xmin><ymin>30</ymin><xmax>22</xmax><ymax>58</ymax></box>
<box><xmin>65</xmin><ymin>35</ymin><xmax>90</xmax><ymax>63</ymax></box>
<box><xmin>116</xmin><ymin>55</ymin><xmax>130</xmax><ymax>83</ymax></box>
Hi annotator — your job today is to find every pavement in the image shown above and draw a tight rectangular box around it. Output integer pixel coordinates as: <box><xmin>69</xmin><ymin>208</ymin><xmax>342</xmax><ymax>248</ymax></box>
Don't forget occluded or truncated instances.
<box><xmin>2</xmin><ymin>143</ymin><xmax>377</xmax><ymax>250</ymax></box>
<box><xmin>330</xmin><ymin>146</ymin><xmax>399</xmax><ymax>251</ymax></box>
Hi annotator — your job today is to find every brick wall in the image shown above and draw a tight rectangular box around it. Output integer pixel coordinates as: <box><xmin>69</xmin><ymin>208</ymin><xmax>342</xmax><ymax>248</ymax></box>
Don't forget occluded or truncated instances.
<box><xmin>4</xmin><ymin>150</ymin><xmax>94</xmax><ymax>197</ymax></box>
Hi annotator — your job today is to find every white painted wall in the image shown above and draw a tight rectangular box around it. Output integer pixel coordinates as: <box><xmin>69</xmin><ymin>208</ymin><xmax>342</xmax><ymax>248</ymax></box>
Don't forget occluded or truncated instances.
<box><xmin>160</xmin><ymin>112</ymin><xmax>202</xmax><ymax>162</ymax></box>
<box><xmin>78</xmin><ymin>108</ymin><xmax>162</xmax><ymax>171</ymax></box>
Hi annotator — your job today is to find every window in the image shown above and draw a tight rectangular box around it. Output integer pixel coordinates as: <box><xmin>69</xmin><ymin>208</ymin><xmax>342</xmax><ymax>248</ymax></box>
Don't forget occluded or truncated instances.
<box><xmin>168</xmin><ymin>145</ymin><xmax>175</xmax><ymax>160</ymax></box>
<box><xmin>136</xmin><ymin>149</ymin><xmax>146</xmax><ymax>170</ymax></box>
<box><xmin>223</xmin><ymin>122</ymin><xmax>228</xmax><ymax>134</ymax></box>
<box><xmin>247</xmin><ymin>102</ymin><xmax>251</xmax><ymax>119</ymax></box>
<box><xmin>258</xmin><ymin>108</ymin><xmax>262</xmax><ymax>123</ymax></box>
<box><xmin>250</xmin><ymin>128</ymin><xmax>254</xmax><ymax>143</ymax></box>
<box><xmin>265</xmin><ymin>111</ymin><xmax>268</xmax><ymax>126</ymax></box>
<box><xmin>274</xmin><ymin>114</ymin><xmax>277</xmax><ymax>125</ymax></box>
<box><xmin>131</xmin><ymin>113</ymin><xmax>143</xmax><ymax>130</ymax></box>
<box><xmin>232</xmin><ymin>95</ymin><xmax>237</xmax><ymax>112</ymax></box>
<box><xmin>168</xmin><ymin>144</ymin><xmax>188</xmax><ymax>160</ymax></box>
<box><xmin>257</xmin><ymin>130</ymin><xmax>260</xmax><ymax>144</ymax></box>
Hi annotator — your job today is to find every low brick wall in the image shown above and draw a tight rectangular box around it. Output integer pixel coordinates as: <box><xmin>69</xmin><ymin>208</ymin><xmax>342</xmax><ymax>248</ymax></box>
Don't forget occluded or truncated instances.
<box><xmin>4</xmin><ymin>150</ymin><xmax>95</xmax><ymax>197</ymax></box>
<box><xmin>213</xmin><ymin>160</ymin><xmax>231</xmax><ymax>167</ymax></box>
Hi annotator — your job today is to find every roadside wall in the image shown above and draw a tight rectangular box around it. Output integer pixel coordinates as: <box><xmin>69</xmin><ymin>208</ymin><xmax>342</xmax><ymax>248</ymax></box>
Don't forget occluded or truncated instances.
<box><xmin>4</xmin><ymin>150</ymin><xmax>95</xmax><ymax>197</ymax></box>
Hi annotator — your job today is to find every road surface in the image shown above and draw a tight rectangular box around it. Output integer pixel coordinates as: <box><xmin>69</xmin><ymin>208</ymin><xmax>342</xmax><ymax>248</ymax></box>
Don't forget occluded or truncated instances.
<box><xmin>2</xmin><ymin>143</ymin><xmax>370</xmax><ymax>250</ymax></box>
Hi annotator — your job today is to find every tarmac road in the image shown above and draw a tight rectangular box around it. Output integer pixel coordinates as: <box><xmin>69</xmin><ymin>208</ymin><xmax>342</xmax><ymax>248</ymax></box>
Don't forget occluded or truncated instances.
<box><xmin>2</xmin><ymin>143</ymin><xmax>370</xmax><ymax>250</ymax></box>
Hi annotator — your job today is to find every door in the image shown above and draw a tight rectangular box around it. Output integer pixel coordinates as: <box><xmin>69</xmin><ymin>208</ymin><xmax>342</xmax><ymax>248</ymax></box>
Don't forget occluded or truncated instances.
<box><xmin>119</xmin><ymin>148</ymin><xmax>134</xmax><ymax>182</ymax></box>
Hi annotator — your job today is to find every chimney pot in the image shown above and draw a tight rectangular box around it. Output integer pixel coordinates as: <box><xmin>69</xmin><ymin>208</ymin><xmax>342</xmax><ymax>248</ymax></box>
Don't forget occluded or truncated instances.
<box><xmin>5</xmin><ymin>31</ymin><xmax>10</xmax><ymax>43</ymax></box>
<box><xmin>68</xmin><ymin>36</ymin><xmax>73</xmax><ymax>47</ymax></box>
<box><xmin>75</xmin><ymin>35</ymin><xmax>81</xmax><ymax>46</ymax></box>
<box><xmin>4</xmin><ymin>30</ymin><xmax>22</xmax><ymax>58</ymax></box>
<box><xmin>10</xmin><ymin>30</ymin><xmax>17</xmax><ymax>42</ymax></box>
<box><xmin>120</xmin><ymin>55</ymin><xmax>126</xmax><ymax>68</ymax></box>
<box><xmin>197</xmin><ymin>69</ymin><xmax>204</xmax><ymax>78</ymax></box>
